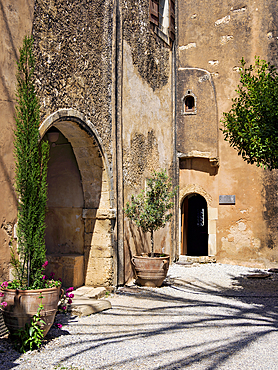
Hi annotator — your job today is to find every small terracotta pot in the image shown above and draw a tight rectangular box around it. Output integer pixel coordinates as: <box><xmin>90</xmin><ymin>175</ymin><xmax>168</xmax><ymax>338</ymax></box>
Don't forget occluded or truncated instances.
<box><xmin>1</xmin><ymin>286</ymin><xmax>60</xmax><ymax>337</ymax></box>
<box><xmin>132</xmin><ymin>254</ymin><xmax>170</xmax><ymax>287</ymax></box>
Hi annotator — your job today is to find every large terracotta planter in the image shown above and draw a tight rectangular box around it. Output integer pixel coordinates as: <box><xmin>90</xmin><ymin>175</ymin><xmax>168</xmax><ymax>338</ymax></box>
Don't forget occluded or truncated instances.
<box><xmin>1</xmin><ymin>286</ymin><xmax>60</xmax><ymax>337</ymax></box>
<box><xmin>132</xmin><ymin>254</ymin><xmax>170</xmax><ymax>287</ymax></box>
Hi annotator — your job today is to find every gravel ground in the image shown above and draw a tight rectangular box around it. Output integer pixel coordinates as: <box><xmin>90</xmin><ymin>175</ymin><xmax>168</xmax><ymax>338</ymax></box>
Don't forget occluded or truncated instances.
<box><xmin>1</xmin><ymin>262</ymin><xmax>278</xmax><ymax>370</ymax></box>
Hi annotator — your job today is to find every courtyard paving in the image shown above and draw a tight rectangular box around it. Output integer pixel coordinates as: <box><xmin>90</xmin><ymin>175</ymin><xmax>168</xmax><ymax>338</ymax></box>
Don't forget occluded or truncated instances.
<box><xmin>1</xmin><ymin>262</ymin><xmax>278</xmax><ymax>369</ymax></box>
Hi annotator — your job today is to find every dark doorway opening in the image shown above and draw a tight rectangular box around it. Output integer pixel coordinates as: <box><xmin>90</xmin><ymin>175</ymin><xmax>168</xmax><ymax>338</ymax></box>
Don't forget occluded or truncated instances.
<box><xmin>181</xmin><ymin>194</ymin><xmax>208</xmax><ymax>256</ymax></box>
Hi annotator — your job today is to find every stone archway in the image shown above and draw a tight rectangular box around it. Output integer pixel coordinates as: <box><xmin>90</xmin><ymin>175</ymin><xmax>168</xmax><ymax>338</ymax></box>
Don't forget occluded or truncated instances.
<box><xmin>39</xmin><ymin>109</ymin><xmax>116</xmax><ymax>287</ymax></box>
<box><xmin>179</xmin><ymin>184</ymin><xmax>218</xmax><ymax>256</ymax></box>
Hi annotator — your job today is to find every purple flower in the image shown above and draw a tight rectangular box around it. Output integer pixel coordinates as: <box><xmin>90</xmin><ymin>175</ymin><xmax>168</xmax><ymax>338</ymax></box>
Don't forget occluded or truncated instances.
<box><xmin>1</xmin><ymin>282</ymin><xmax>8</xmax><ymax>288</ymax></box>
<box><xmin>58</xmin><ymin>278</ymin><xmax>62</xmax><ymax>282</ymax></box>
<box><xmin>50</xmin><ymin>272</ymin><xmax>55</xmax><ymax>278</ymax></box>
<box><xmin>56</xmin><ymin>323</ymin><xmax>62</xmax><ymax>329</ymax></box>
<box><xmin>0</xmin><ymin>292</ymin><xmax>4</xmax><ymax>297</ymax></box>
<box><xmin>42</xmin><ymin>275</ymin><xmax>46</xmax><ymax>280</ymax></box>
<box><xmin>68</xmin><ymin>298</ymin><xmax>72</xmax><ymax>304</ymax></box>
<box><xmin>1</xmin><ymin>302</ymin><xmax>7</xmax><ymax>308</ymax></box>
<box><xmin>42</xmin><ymin>261</ymin><xmax>48</xmax><ymax>268</ymax></box>
<box><xmin>68</xmin><ymin>293</ymin><xmax>74</xmax><ymax>299</ymax></box>
<box><xmin>66</xmin><ymin>287</ymin><xmax>74</xmax><ymax>292</ymax></box>
<box><xmin>62</xmin><ymin>306</ymin><xmax>66</xmax><ymax>310</ymax></box>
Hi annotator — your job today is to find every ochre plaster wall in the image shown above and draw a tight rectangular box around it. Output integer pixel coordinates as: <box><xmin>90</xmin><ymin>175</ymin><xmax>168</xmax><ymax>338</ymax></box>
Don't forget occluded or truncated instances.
<box><xmin>0</xmin><ymin>0</ymin><xmax>34</xmax><ymax>281</ymax></box>
<box><xmin>177</xmin><ymin>0</ymin><xmax>277</xmax><ymax>267</ymax></box>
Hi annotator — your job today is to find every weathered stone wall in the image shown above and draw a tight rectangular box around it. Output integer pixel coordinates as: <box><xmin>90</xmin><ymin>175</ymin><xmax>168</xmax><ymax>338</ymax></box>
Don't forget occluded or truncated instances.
<box><xmin>122</xmin><ymin>0</ymin><xmax>170</xmax><ymax>91</ymax></box>
<box><xmin>33</xmin><ymin>0</ymin><xmax>113</xmax><ymax>161</ymax></box>
<box><xmin>121</xmin><ymin>0</ymin><xmax>175</xmax><ymax>281</ymax></box>
<box><xmin>177</xmin><ymin>0</ymin><xmax>278</xmax><ymax>267</ymax></box>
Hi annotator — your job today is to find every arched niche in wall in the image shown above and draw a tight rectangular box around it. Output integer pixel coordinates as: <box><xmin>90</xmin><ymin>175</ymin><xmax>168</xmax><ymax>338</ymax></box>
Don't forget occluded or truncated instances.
<box><xmin>44</xmin><ymin>127</ymin><xmax>84</xmax><ymax>275</ymax></box>
<box><xmin>40</xmin><ymin>109</ymin><xmax>116</xmax><ymax>288</ymax></box>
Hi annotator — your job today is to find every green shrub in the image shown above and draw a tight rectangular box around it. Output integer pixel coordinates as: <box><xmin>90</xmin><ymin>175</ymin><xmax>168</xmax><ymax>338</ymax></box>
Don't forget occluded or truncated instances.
<box><xmin>125</xmin><ymin>169</ymin><xmax>177</xmax><ymax>256</ymax></box>
<box><xmin>222</xmin><ymin>57</ymin><xmax>278</xmax><ymax>170</ymax></box>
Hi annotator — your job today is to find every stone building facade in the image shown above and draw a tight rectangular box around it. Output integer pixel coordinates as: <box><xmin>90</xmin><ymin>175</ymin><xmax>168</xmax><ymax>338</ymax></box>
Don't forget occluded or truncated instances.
<box><xmin>0</xmin><ymin>0</ymin><xmax>278</xmax><ymax>288</ymax></box>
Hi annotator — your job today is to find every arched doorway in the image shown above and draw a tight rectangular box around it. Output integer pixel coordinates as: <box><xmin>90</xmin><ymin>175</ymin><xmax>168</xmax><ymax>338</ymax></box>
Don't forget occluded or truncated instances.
<box><xmin>44</xmin><ymin>127</ymin><xmax>85</xmax><ymax>287</ymax></box>
<box><xmin>181</xmin><ymin>194</ymin><xmax>208</xmax><ymax>256</ymax></box>
<box><xmin>39</xmin><ymin>109</ymin><xmax>116</xmax><ymax>288</ymax></box>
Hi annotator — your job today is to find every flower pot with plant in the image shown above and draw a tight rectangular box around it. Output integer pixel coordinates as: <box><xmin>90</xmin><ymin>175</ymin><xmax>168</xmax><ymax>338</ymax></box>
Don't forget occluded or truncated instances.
<box><xmin>124</xmin><ymin>169</ymin><xmax>177</xmax><ymax>287</ymax></box>
<box><xmin>0</xmin><ymin>36</ymin><xmax>61</xmax><ymax>346</ymax></box>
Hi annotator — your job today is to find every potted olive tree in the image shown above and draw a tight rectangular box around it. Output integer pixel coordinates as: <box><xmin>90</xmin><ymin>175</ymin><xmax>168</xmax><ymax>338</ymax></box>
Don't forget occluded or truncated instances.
<box><xmin>0</xmin><ymin>36</ymin><xmax>61</xmax><ymax>341</ymax></box>
<box><xmin>125</xmin><ymin>169</ymin><xmax>177</xmax><ymax>287</ymax></box>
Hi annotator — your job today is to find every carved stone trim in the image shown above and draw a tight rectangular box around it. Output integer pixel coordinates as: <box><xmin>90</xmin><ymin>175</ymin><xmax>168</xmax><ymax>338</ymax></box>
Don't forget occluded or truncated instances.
<box><xmin>82</xmin><ymin>208</ymin><xmax>116</xmax><ymax>219</ymax></box>
<box><xmin>178</xmin><ymin>151</ymin><xmax>220</xmax><ymax>167</ymax></box>
<box><xmin>179</xmin><ymin>184</ymin><xmax>213</xmax><ymax>206</ymax></box>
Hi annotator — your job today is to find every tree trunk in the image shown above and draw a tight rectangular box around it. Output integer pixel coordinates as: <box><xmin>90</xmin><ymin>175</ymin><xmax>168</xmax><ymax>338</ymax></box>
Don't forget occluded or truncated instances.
<box><xmin>151</xmin><ymin>230</ymin><xmax>154</xmax><ymax>257</ymax></box>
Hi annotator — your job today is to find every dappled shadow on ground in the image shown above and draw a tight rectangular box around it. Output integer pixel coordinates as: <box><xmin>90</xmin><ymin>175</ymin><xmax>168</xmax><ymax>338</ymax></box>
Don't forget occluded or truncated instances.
<box><xmin>1</xmin><ymin>268</ymin><xmax>278</xmax><ymax>369</ymax></box>
<box><xmin>0</xmin><ymin>313</ymin><xmax>76</xmax><ymax>369</ymax></box>
<box><xmin>38</xmin><ymin>268</ymin><xmax>278</xmax><ymax>369</ymax></box>
<box><xmin>46</xmin><ymin>313</ymin><xmax>77</xmax><ymax>340</ymax></box>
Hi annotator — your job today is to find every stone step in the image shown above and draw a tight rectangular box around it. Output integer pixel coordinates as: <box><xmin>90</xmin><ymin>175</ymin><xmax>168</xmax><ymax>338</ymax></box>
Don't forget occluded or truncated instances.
<box><xmin>178</xmin><ymin>255</ymin><xmax>216</xmax><ymax>264</ymax></box>
<box><xmin>72</xmin><ymin>286</ymin><xmax>107</xmax><ymax>299</ymax></box>
<box><xmin>68</xmin><ymin>286</ymin><xmax>112</xmax><ymax>317</ymax></box>
<box><xmin>69</xmin><ymin>299</ymin><xmax>111</xmax><ymax>317</ymax></box>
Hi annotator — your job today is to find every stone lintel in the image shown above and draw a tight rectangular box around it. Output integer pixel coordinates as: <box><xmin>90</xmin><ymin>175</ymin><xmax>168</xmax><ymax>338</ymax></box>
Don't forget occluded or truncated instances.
<box><xmin>178</xmin><ymin>151</ymin><xmax>219</xmax><ymax>166</ymax></box>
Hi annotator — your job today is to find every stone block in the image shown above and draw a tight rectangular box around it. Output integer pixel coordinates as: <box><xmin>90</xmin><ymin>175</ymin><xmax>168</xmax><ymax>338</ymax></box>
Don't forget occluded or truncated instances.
<box><xmin>91</xmin><ymin>231</ymin><xmax>112</xmax><ymax>247</ymax></box>
<box><xmin>73</xmin><ymin>286</ymin><xmax>107</xmax><ymax>299</ymax></box>
<box><xmin>99</xmin><ymin>191</ymin><xmax>110</xmax><ymax>208</ymax></box>
<box><xmin>46</xmin><ymin>254</ymin><xmax>84</xmax><ymax>288</ymax></box>
<box><xmin>208</xmin><ymin>207</ymin><xmax>218</xmax><ymax>220</ymax></box>
<box><xmin>85</xmin><ymin>257</ymin><xmax>113</xmax><ymax>286</ymax></box>
<box><xmin>84</xmin><ymin>232</ymin><xmax>93</xmax><ymax>246</ymax></box>
<box><xmin>94</xmin><ymin>219</ymin><xmax>112</xmax><ymax>234</ymax></box>
<box><xmin>208</xmin><ymin>234</ymin><xmax>217</xmax><ymax>256</ymax></box>
<box><xmin>84</xmin><ymin>219</ymin><xmax>96</xmax><ymax>233</ymax></box>
<box><xmin>90</xmin><ymin>245</ymin><xmax>113</xmax><ymax>258</ymax></box>
<box><xmin>101</xmin><ymin>180</ymin><xmax>109</xmax><ymax>192</ymax></box>
<box><xmin>208</xmin><ymin>220</ymin><xmax>216</xmax><ymax>234</ymax></box>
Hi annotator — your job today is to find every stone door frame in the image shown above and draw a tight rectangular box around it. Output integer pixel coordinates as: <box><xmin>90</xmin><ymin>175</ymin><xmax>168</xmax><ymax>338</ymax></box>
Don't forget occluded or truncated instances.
<box><xmin>39</xmin><ymin>109</ymin><xmax>117</xmax><ymax>286</ymax></box>
<box><xmin>179</xmin><ymin>184</ymin><xmax>218</xmax><ymax>256</ymax></box>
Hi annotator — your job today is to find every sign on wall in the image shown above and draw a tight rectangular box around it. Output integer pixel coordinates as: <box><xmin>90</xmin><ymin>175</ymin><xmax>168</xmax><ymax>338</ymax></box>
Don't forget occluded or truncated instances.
<box><xmin>219</xmin><ymin>195</ymin><xmax>235</xmax><ymax>205</ymax></box>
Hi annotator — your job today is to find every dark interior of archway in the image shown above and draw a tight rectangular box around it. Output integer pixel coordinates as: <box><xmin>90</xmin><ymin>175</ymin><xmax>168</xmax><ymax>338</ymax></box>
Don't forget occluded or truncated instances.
<box><xmin>44</xmin><ymin>128</ymin><xmax>84</xmax><ymax>256</ymax></box>
<box><xmin>183</xmin><ymin>194</ymin><xmax>208</xmax><ymax>256</ymax></box>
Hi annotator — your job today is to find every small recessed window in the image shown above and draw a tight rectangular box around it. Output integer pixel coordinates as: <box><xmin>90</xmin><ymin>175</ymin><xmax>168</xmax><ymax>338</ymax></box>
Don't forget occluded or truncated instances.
<box><xmin>182</xmin><ymin>90</ymin><xmax>197</xmax><ymax>115</ymax></box>
<box><xmin>185</xmin><ymin>96</ymin><xmax>195</xmax><ymax>111</ymax></box>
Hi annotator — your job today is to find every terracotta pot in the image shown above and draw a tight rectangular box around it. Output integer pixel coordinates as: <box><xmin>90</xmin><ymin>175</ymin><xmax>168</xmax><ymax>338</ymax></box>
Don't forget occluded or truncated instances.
<box><xmin>1</xmin><ymin>286</ymin><xmax>60</xmax><ymax>337</ymax></box>
<box><xmin>132</xmin><ymin>254</ymin><xmax>170</xmax><ymax>287</ymax></box>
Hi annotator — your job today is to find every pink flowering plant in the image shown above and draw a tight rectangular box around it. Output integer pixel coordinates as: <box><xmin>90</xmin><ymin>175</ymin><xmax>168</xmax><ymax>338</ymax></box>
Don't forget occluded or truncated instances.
<box><xmin>58</xmin><ymin>287</ymin><xmax>74</xmax><ymax>314</ymax></box>
<box><xmin>1</xmin><ymin>261</ymin><xmax>61</xmax><ymax>291</ymax></box>
<box><xmin>52</xmin><ymin>287</ymin><xmax>74</xmax><ymax>330</ymax></box>
<box><xmin>0</xmin><ymin>291</ymin><xmax>7</xmax><ymax>309</ymax></box>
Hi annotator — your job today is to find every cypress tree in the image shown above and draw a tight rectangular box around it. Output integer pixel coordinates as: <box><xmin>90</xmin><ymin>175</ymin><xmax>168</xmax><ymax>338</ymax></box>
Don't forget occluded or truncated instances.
<box><xmin>13</xmin><ymin>36</ymin><xmax>49</xmax><ymax>288</ymax></box>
